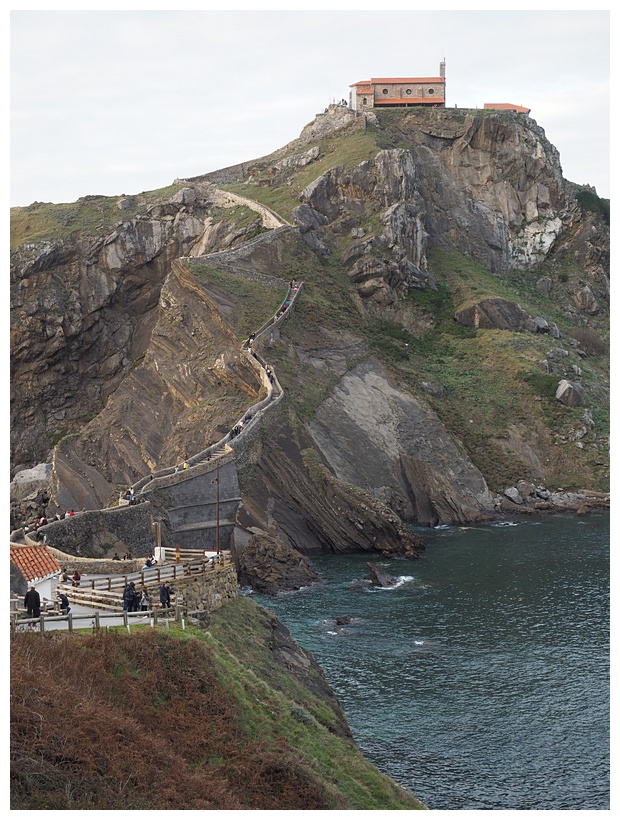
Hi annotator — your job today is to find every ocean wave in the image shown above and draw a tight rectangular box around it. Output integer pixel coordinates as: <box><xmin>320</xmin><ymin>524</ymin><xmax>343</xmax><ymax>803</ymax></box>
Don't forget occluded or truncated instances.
<box><xmin>366</xmin><ymin>574</ymin><xmax>415</xmax><ymax>591</ymax></box>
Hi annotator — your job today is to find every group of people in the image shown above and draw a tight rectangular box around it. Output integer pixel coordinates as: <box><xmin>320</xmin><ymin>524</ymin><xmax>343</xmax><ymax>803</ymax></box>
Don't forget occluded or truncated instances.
<box><xmin>22</xmin><ymin>509</ymin><xmax>75</xmax><ymax>534</ymax></box>
<box><xmin>229</xmin><ymin>413</ymin><xmax>253</xmax><ymax>440</ymax></box>
<box><xmin>173</xmin><ymin>460</ymin><xmax>189</xmax><ymax>473</ymax></box>
<box><xmin>122</xmin><ymin>487</ymin><xmax>141</xmax><ymax>505</ymax></box>
<box><xmin>123</xmin><ymin>579</ymin><xmax>173</xmax><ymax>612</ymax></box>
<box><xmin>122</xmin><ymin>581</ymin><xmax>150</xmax><ymax>612</ymax></box>
<box><xmin>23</xmin><ymin>585</ymin><xmax>71</xmax><ymax>618</ymax></box>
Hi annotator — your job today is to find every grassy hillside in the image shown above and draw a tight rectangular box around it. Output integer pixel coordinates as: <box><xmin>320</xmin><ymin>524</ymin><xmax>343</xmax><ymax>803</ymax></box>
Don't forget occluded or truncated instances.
<box><xmin>10</xmin><ymin>183</ymin><xmax>186</xmax><ymax>249</ymax></box>
<box><xmin>10</xmin><ymin>597</ymin><xmax>425</xmax><ymax>810</ymax></box>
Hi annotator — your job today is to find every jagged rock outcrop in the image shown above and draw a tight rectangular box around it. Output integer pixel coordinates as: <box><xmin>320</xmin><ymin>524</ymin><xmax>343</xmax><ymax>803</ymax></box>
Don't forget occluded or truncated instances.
<box><xmin>10</xmin><ymin>186</ymin><xmax>262</xmax><ymax>472</ymax></box>
<box><xmin>453</xmin><ymin>297</ymin><xmax>554</xmax><ymax>334</ymax></box>
<box><xmin>365</xmin><ymin>563</ymin><xmax>397</xmax><ymax>588</ymax></box>
<box><xmin>233</xmin><ymin>527</ymin><xmax>319</xmax><ymax>595</ymax></box>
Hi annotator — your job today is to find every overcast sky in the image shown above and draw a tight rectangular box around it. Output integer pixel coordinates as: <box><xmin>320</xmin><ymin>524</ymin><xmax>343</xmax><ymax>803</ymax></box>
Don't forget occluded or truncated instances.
<box><xmin>10</xmin><ymin>7</ymin><xmax>610</xmax><ymax>207</ymax></box>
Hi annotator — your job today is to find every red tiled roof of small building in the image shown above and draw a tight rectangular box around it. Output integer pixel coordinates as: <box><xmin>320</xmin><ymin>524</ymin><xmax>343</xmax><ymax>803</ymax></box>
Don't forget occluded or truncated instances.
<box><xmin>351</xmin><ymin>77</ymin><xmax>445</xmax><ymax>87</ymax></box>
<box><xmin>10</xmin><ymin>543</ymin><xmax>61</xmax><ymax>582</ymax></box>
<box><xmin>370</xmin><ymin>77</ymin><xmax>444</xmax><ymax>84</ymax></box>
<box><xmin>484</xmin><ymin>103</ymin><xmax>530</xmax><ymax>114</ymax></box>
<box><xmin>374</xmin><ymin>96</ymin><xmax>444</xmax><ymax>106</ymax></box>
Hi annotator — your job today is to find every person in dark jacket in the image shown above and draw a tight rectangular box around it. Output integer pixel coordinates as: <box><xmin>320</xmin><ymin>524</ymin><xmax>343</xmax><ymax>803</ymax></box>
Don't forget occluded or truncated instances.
<box><xmin>123</xmin><ymin>581</ymin><xmax>138</xmax><ymax>612</ymax></box>
<box><xmin>159</xmin><ymin>581</ymin><xmax>172</xmax><ymax>609</ymax></box>
<box><xmin>24</xmin><ymin>585</ymin><xmax>41</xmax><ymax>618</ymax></box>
<box><xmin>57</xmin><ymin>592</ymin><xmax>71</xmax><ymax>614</ymax></box>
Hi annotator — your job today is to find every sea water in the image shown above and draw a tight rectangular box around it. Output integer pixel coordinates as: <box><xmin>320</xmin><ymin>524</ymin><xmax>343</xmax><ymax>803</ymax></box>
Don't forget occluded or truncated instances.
<box><xmin>252</xmin><ymin>513</ymin><xmax>609</xmax><ymax>810</ymax></box>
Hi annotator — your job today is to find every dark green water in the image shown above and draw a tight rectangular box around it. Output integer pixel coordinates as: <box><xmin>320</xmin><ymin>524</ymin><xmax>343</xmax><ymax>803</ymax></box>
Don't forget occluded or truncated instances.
<box><xmin>252</xmin><ymin>513</ymin><xmax>609</xmax><ymax>810</ymax></box>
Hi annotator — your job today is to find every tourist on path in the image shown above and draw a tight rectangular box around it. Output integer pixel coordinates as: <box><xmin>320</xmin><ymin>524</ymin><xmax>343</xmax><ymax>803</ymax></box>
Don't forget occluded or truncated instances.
<box><xmin>24</xmin><ymin>585</ymin><xmax>41</xmax><ymax>618</ymax></box>
<box><xmin>139</xmin><ymin>587</ymin><xmax>150</xmax><ymax>612</ymax></box>
<box><xmin>57</xmin><ymin>592</ymin><xmax>71</xmax><ymax>614</ymax></box>
<box><xmin>71</xmin><ymin>571</ymin><xmax>81</xmax><ymax>588</ymax></box>
<box><xmin>159</xmin><ymin>581</ymin><xmax>172</xmax><ymax>609</ymax></box>
<box><xmin>123</xmin><ymin>581</ymin><xmax>138</xmax><ymax>612</ymax></box>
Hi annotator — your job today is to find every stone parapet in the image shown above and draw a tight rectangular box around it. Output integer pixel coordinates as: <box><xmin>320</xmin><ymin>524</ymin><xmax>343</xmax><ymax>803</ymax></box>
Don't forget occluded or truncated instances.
<box><xmin>172</xmin><ymin>564</ymin><xmax>238</xmax><ymax>613</ymax></box>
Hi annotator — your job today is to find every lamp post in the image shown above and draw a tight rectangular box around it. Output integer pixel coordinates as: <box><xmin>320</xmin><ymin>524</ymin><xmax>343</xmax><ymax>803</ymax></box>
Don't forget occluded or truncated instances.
<box><xmin>212</xmin><ymin>463</ymin><xmax>220</xmax><ymax>556</ymax></box>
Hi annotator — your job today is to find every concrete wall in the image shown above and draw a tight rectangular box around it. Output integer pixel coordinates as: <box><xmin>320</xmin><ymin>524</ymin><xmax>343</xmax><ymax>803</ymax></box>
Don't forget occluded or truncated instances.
<box><xmin>163</xmin><ymin>459</ymin><xmax>241</xmax><ymax>550</ymax></box>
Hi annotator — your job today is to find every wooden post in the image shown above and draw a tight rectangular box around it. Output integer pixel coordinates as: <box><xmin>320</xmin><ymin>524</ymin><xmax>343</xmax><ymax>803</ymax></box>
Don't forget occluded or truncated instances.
<box><xmin>39</xmin><ymin>614</ymin><xmax>45</xmax><ymax>634</ymax></box>
<box><xmin>68</xmin><ymin>613</ymin><xmax>73</xmax><ymax>633</ymax></box>
<box><xmin>215</xmin><ymin>462</ymin><xmax>220</xmax><ymax>555</ymax></box>
<box><xmin>95</xmin><ymin>612</ymin><xmax>100</xmax><ymax>630</ymax></box>
<box><xmin>175</xmin><ymin>543</ymin><xmax>181</xmax><ymax>563</ymax></box>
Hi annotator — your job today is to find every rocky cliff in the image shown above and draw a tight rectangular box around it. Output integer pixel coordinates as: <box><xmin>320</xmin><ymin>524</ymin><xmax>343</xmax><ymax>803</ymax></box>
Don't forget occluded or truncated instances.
<box><xmin>10</xmin><ymin>105</ymin><xmax>609</xmax><ymax>588</ymax></box>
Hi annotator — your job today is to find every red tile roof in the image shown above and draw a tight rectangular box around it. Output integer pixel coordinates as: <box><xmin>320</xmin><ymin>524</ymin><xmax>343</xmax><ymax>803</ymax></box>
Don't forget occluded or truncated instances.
<box><xmin>374</xmin><ymin>97</ymin><xmax>445</xmax><ymax>106</ymax></box>
<box><xmin>484</xmin><ymin>103</ymin><xmax>530</xmax><ymax>113</ymax></box>
<box><xmin>370</xmin><ymin>77</ymin><xmax>445</xmax><ymax>84</ymax></box>
<box><xmin>351</xmin><ymin>77</ymin><xmax>445</xmax><ymax>87</ymax></box>
<box><xmin>10</xmin><ymin>543</ymin><xmax>61</xmax><ymax>582</ymax></box>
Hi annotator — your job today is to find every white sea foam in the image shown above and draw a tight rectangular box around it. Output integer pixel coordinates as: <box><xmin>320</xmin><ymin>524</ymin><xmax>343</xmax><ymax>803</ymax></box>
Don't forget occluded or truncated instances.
<box><xmin>367</xmin><ymin>575</ymin><xmax>415</xmax><ymax>591</ymax></box>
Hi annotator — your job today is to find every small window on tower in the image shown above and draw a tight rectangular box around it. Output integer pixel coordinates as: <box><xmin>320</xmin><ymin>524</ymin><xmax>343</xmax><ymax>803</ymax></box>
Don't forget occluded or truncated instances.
<box><xmin>382</xmin><ymin>88</ymin><xmax>388</xmax><ymax>95</ymax></box>
<box><xmin>428</xmin><ymin>88</ymin><xmax>435</xmax><ymax>95</ymax></box>
<box><xmin>362</xmin><ymin>97</ymin><xmax>367</xmax><ymax>105</ymax></box>
<box><xmin>406</xmin><ymin>89</ymin><xmax>412</xmax><ymax>95</ymax></box>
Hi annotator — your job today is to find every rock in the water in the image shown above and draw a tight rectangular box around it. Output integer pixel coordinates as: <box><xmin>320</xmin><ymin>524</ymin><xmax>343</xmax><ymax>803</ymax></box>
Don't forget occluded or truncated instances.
<box><xmin>365</xmin><ymin>562</ymin><xmax>397</xmax><ymax>587</ymax></box>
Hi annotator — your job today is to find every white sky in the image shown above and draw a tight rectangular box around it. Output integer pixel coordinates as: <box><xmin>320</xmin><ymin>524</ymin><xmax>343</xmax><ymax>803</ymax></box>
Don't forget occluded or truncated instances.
<box><xmin>10</xmin><ymin>6</ymin><xmax>611</xmax><ymax>207</ymax></box>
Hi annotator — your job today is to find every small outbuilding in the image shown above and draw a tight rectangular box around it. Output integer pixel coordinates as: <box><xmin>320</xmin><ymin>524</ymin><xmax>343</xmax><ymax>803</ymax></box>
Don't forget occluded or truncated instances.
<box><xmin>484</xmin><ymin>102</ymin><xmax>531</xmax><ymax>115</ymax></box>
<box><xmin>10</xmin><ymin>542</ymin><xmax>61</xmax><ymax>600</ymax></box>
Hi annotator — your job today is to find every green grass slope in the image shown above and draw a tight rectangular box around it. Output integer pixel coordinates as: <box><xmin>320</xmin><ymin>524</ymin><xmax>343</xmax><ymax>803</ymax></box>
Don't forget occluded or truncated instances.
<box><xmin>10</xmin><ymin>597</ymin><xmax>425</xmax><ymax>810</ymax></box>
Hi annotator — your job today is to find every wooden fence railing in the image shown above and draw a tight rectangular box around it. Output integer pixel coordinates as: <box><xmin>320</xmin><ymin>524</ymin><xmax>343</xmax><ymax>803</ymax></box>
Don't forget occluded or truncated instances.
<box><xmin>10</xmin><ymin>607</ymin><xmax>188</xmax><ymax>634</ymax></box>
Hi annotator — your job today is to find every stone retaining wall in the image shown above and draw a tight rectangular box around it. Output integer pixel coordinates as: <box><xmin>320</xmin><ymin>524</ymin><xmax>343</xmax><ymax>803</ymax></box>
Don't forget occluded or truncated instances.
<box><xmin>35</xmin><ymin>504</ymin><xmax>156</xmax><ymax>559</ymax></box>
<box><xmin>174</xmin><ymin>564</ymin><xmax>238</xmax><ymax>613</ymax></box>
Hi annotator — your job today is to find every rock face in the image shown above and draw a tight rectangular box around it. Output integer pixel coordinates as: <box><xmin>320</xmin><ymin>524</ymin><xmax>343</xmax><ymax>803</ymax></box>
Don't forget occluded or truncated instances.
<box><xmin>308</xmin><ymin>360</ymin><xmax>495</xmax><ymax>526</ymax></box>
<box><xmin>232</xmin><ymin>527</ymin><xmax>319</xmax><ymax>595</ymax></box>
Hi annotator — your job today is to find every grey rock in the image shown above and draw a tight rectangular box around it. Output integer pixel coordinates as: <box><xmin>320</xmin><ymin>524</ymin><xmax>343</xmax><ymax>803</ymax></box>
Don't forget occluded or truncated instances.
<box><xmin>504</xmin><ymin>487</ymin><xmax>524</xmax><ymax>504</ymax></box>
<box><xmin>556</xmin><ymin>379</ymin><xmax>586</xmax><ymax>407</ymax></box>
<box><xmin>536</xmin><ymin>276</ymin><xmax>553</xmax><ymax>293</ymax></box>
<box><xmin>516</xmin><ymin>480</ymin><xmax>535</xmax><ymax>497</ymax></box>
<box><xmin>365</xmin><ymin>562</ymin><xmax>397</xmax><ymax>587</ymax></box>
<box><xmin>292</xmin><ymin>204</ymin><xmax>328</xmax><ymax>234</ymax></box>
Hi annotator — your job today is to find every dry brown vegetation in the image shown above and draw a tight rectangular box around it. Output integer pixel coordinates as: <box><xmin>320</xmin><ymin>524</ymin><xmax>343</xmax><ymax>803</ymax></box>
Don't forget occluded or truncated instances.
<box><xmin>10</xmin><ymin>629</ymin><xmax>341</xmax><ymax>810</ymax></box>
